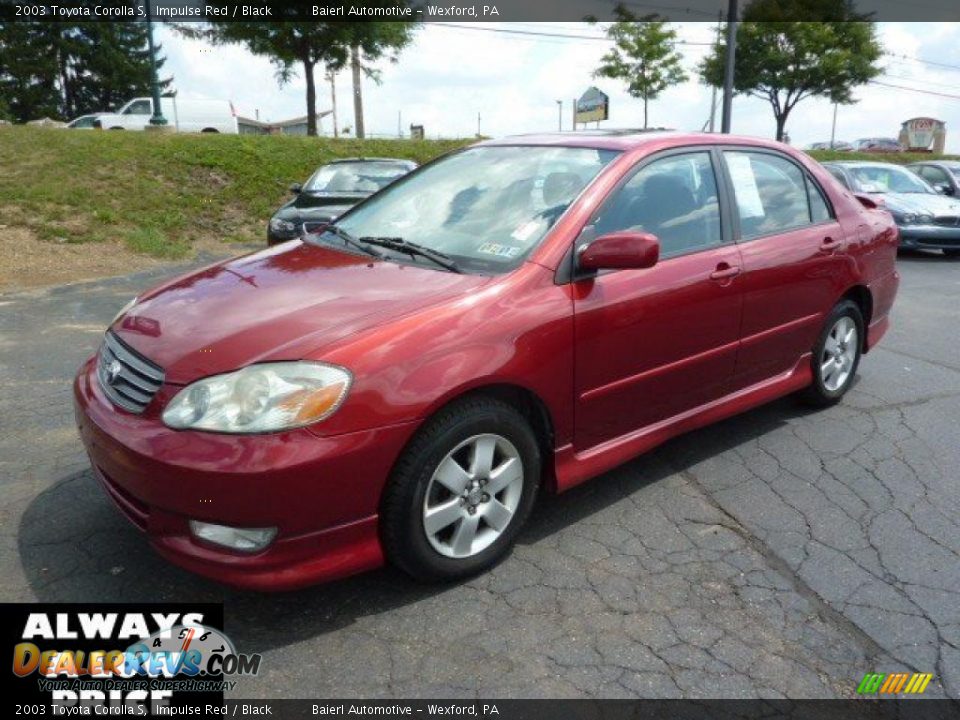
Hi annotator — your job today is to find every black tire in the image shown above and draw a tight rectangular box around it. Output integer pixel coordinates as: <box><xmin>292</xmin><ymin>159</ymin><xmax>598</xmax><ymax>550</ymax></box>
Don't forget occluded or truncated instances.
<box><xmin>943</xmin><ymin>249</ymin><xmax>960</xmax><ymax>258</ymax></box>
<box><xmin>380</xmin><ymin>396</ymin><xmax>541</xmax><ymax>582</ymax></box>
<box><xmin>798</xmin><ymin>299</ymin><xmax>864</xmax><ymax>407</ymax></box>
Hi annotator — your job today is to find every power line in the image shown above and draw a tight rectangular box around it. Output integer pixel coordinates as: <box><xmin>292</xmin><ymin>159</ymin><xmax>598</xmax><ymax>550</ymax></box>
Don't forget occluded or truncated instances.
<box><xmin>869</xmin><ymin>79</ymin><xmax>960</xmax><ymax>101</ymax></box>
<box><xmin>429</xmin><ymin>22</ymin><xmax>714</xmax><ymax>46</ymax></box>
<box><xmin>884</xmin><ymin>52</ymin><xmax>960</xmax><ymax>73</ymax></box>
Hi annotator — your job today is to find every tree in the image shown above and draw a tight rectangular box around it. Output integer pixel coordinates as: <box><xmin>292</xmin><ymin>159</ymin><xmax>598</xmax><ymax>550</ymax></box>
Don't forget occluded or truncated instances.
<box><xmin>593</xmin><ymin>9</ymin><xmax>687</xmax><ymax>129</ymax></box>
<box><xmin>0</xmin><ymin>18</ymin><xmax>170</xmax><ymax>122</ymax></box>
<box><xmin>0</xmin><ymin>23</ymin><xmax>61</xmax><ymax>122</ymax></box>
<box><xmin>699</xmin><ymin>0</ymin><xmax>883</xmax><ymax>141</ymax></box>
<box><xmin>181</xmin><ymin>14</ymin><xmax>415</xmax><ymax>137</ymax></box>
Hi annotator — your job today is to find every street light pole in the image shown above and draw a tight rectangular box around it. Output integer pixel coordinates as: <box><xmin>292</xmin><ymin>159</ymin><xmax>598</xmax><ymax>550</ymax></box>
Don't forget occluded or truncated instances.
<box><xmin>830</xmin><ymin>102</ymin><xmax>838</xmax><ymax>149</ymax></box>
<box><xmin>144</xmin><ymin>0</ymin><xmax>167</xmax><ymax>126</ymax></box>
<box><xmin>720</xmin><ymin>0</ymin><xmax>738</xmax><ymax>134</ymax></box>
<box><xmin>556</xmin><ymin>100</ymin><xmax>562</xmax><ymax>132</ymax></box>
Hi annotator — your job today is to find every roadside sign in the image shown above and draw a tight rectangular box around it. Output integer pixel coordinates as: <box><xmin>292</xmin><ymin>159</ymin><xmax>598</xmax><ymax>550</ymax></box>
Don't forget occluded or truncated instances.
<box><xmin>575</xmin><ymin>87</ymin><xmax>609</xmax><ymax>124</ymax></box>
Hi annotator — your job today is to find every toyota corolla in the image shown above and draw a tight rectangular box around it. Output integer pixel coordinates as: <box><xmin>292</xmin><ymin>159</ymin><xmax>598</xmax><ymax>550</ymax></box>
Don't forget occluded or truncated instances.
<box><xmin>74</xmin><ymin>132</ymin><xmax>900</xmax><ymax>590</ymax></box>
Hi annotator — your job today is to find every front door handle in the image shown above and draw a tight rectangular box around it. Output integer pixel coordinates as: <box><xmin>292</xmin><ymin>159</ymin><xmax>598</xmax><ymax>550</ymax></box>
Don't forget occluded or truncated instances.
<box><xmin>820</xmin><ymin>236</ymin><xmax>842</xmax><ymax>251</ymax></box>
<box><xmin>710</xmin><ymin>263</ymin><xmax>741</xmax><ymax>281</ymax></box>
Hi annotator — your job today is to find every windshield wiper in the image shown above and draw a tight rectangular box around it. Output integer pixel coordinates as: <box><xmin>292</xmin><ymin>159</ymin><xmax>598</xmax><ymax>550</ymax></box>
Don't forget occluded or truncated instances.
<box><xmin>314</xmin><ymin>225</ymin><xmax>383</xmax><ymax>259</ymax></box>
<box><xmin>358</xmin><ymin>236</ymin><xmax>461</xmax><ymax>273</ymax></box>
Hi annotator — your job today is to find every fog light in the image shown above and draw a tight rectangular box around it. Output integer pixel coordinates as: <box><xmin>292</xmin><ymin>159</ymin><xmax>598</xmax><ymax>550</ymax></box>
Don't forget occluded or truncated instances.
<box><xmin>189</xmin><ymin>521</ymin><xmax>277</xmax><ymax>552</ymax></box>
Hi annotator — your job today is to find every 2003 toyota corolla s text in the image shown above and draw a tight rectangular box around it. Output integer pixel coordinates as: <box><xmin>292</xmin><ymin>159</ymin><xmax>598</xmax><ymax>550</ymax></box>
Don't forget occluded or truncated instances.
<box><xmin>74</xmin><ymin>131</ymin><xmax>900</xmax><ymax>590</ymax></box>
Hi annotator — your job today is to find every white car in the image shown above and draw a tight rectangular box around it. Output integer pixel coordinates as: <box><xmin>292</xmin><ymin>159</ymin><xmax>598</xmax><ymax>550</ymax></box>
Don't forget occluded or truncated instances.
<box><xmin>94</xmin><ymin>96</ymin><xmax>238</xmax><ymax>134</ymax></box>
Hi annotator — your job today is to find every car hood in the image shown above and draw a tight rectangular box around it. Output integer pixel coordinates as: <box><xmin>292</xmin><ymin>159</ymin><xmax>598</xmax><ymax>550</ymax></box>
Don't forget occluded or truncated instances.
<box><xmin>114</xmin><ymin>243</ymin><xmax>490</xmax><ymax>384</ymax></box>
<box><xmin>879</xmin><ymin>192</ymin><xmax>960</xmax><ymax>217</ymax></box>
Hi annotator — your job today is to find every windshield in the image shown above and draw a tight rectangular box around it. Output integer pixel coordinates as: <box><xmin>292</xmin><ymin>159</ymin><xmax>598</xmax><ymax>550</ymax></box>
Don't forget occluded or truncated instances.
<box><xmin>329</xmin><ymin>145</ymin><xmax>620</xmax><ymax>274</ymax></box>
<box><xmin>849</xmin><ymin>165</ymin><xmax>934</xmax><ymax>194</ymax></box>
<box><xmin>303</xmin><ymin>162</ymin><xmax>411</xmax><ymax>194</ymax></box>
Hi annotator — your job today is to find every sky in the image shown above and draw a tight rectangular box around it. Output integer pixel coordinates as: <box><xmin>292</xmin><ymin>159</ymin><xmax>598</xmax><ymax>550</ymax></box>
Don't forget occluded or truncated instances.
<box><xmin>155</xmin><ymin>22</ymin><xmax>960</xmax><ymax>152</ymax></box>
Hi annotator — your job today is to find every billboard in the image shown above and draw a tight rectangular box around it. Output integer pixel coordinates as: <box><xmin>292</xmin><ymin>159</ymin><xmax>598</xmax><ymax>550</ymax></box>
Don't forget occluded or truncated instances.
<box><xmin>575</xmin><ymin>87</ymin><xmax>609</xmax><ymax>124</ymax></box>
<box><xmin>899</xmin><ymin>117</ymin><xmax>946</xmax><ymax>153</ymax></box>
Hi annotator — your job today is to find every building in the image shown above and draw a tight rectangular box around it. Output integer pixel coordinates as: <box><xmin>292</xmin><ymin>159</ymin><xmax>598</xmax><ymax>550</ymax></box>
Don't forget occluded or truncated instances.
<box><xmin>237</xmin><ymin>111</ymin><xmax>333</xmax><ymax>136</ymax></box>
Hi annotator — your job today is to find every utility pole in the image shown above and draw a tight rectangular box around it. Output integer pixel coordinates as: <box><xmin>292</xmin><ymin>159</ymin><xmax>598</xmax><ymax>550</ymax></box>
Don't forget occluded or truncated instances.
<box><xmin>326</xmin><ymin>69</ymin><xmax>338</xmax><ymax>138</ymax></box>
<box><xmin>351</xmin><ymin>44</ymin><xmax>365</xmax><ymax>139</ymax></box>
<box><xmin>572</xmin><ymin>98</ymin><xmax>577</xmax><ymax>131</ymax></box>
<box><xmin>720</xmin><ymin>0</ymin><xmax>738</xmax><ymax>134</ymax></box>
<box><xmin>708</xmin><ymin>10</ymin><xmax>722</xmax><ymax>132</ymax></box>
<box><xmin>477</xmin><ymin>112</ymin><xmax>481</xmax><ymax>137</ymax></box>
<box><xmin>556</xmin><ymin>100</ymin><xmax>563</xmax><ymax>131</ymax></box>
<box><xmin>830</xmin><ymin>103</ymin><xmax>838</xmax><ymax>149</ymax></box>
<box><xmin>144</xmin><ymin>0</ymin><xmax>167</xmax><ymax>126</ymax></box>
<box><xmin>398</xmin><ymin>110</ymin><xmax>402</xmax><ymax>138</ymax></box>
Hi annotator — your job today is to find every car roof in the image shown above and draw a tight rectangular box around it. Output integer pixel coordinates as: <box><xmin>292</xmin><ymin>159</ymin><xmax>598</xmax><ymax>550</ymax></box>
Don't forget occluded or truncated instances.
<box><xmin>909</xmin><ymin>160</ymin><xmax>960</xmax><ymax>168</ymax></box>
<box><xmin>476</xmin><ymin>130</ymin><xmax>793</xmax><ymax>152</ymax></box>
<box><xmin>326</xmin><ymin>157</ymin><xmax>416</xmax><ymax>166</ymax></box>
<box><xmin>823</xmin><ymin>161</ymin><xmax>911</xmax><ymax>169</ymax></box>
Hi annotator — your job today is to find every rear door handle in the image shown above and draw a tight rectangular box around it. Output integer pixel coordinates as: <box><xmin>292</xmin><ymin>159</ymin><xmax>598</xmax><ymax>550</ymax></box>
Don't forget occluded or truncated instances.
<box><xmin>820</xmin><ymin>236</ymin><xmax>842</xmax><ymax>251</ymax></box>
<box><xmin>710</xmin><ymin>263</ymin><xmax>741</xmax><ymax>281</ymax></box>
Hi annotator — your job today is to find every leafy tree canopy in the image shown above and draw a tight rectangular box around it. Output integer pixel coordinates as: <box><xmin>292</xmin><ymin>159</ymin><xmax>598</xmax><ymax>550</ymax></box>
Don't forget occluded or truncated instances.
<box><xmin>699</xmin><ymin>0</ymin><xmax>883</xmax><ymax>140</ymax></box>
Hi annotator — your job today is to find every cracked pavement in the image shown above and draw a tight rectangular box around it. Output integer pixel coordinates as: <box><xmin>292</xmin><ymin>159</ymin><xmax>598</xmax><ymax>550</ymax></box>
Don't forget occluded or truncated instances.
<box><xmin>1</xmin><ymin>252</ymin><xmax>958</xmax><ymax>699</ymax></box>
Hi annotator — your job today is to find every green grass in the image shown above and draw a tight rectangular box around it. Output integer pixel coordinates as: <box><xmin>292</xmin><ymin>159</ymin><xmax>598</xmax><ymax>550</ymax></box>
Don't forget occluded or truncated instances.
<box><xmin>807</xmin><ymin>150</ymin><xmax>960</xmax><ymax>163</ymax></box>
<box><xmin>0</xmin><ymin>126</ymin><xmax>471</xmax><ymax>258</ymax></box>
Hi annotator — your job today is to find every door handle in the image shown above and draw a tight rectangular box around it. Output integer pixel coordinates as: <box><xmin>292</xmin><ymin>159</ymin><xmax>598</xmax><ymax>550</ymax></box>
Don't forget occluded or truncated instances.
<box><xmin>710</xmin><ymin>263</ymin><xmax>741</xmax><ymax>281</ymax></box>
<box><xmin>820</xmin><ymin>236</ymin><xmax>842</xmax><ymax>251</ymax></box>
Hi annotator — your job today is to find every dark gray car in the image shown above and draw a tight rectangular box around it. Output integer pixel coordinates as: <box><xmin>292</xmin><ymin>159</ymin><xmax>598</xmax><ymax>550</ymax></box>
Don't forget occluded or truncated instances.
<box><xmin>823</xmin><ymin>161</ymin><xmax>960</xmax><ymax>257</ymax></box>
<box><xmin>267</xmin><ymin>158</ymin><xmax>418</xmax><ymax>245</ymax></box>
<box><xmin>907</xmin><ymin>160</ymin><xmax>960</xmax><ymax>198</ymax></box>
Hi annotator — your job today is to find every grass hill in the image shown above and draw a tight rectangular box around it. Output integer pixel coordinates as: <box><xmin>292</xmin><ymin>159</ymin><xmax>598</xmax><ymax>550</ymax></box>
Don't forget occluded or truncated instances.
<box><xmin>0</xmin><ymin>126</ymin><xmax>470</xmax><ymax>261</ymax></box>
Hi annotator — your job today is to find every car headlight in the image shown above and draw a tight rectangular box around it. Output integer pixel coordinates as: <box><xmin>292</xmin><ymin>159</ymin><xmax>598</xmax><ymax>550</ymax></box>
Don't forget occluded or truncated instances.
<box><xmin>269</xmin><ymin>217</ymin><xmax>297</xmax><ymax>234</ymax></box>
<box><xmin>162</xmin><ymin>362</ymin><xmax>351</xmax><ymax>433</ymax></box>
<box><xmin>916</xmin><ymin>213</ymin><xmax>934</xmax><ymax>225</ymax></box>
<box><xmin>900</xmin><ymin>213</ymin><xmax>917</xmax><ymax>225</ymax></box>
<box><xmin>110</xmin><ymin>296</ymin><xmax>138</xmax><ymax>326</ymax></box>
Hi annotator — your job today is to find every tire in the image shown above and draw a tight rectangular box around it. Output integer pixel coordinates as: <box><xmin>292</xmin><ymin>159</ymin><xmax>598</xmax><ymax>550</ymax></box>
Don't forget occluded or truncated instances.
<box><xmin>380</xmin><ymin>396</ymin><xmax>541</xmax><ymax>582</ymax></box>
<box><xmin>798</xmin><ymin>299</ymin><xmax>864</xmax><ymax>407</ymax></box>
<box><xmin>943</xmin><ymin>249</ymin><xmax>960</xmax><ymax>258</ymax></box>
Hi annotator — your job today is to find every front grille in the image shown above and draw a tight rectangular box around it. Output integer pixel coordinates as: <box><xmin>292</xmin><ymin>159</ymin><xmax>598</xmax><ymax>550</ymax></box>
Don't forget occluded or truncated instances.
<box><xmin>96</xmin><ymin>331</ymin><xmax>164</xmax><ymax>413</ymax></box>
<box><xmin>934</xmin><ymin>215</ymin><xmax>960</xmax><ymax>227</ymax></box>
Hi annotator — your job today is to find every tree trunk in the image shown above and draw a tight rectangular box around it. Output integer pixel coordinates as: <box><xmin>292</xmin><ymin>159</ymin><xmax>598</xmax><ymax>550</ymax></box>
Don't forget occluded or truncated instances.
<box><xmin>643</xmin><ymin>96</ymin><xmax>648</xmax><ymax>129</ymax></box>
<box><xmin>304</xmin><ymin>58</ymin><xmax>316</xmax><ymax>137</ymax></box>
<box><xmin>328</xmin><ymin>69</ymin><xmax>338</xmax><ymax>138</ymax></box>
<box><xmin>351</xmin><ymin>44</ymin><xmax>365</xmax><ymax>140</ymax></box>
<box><xmin>774</xmin><ymin>111</ymin><xmax>787</xmax><ymax>142</ymax></box>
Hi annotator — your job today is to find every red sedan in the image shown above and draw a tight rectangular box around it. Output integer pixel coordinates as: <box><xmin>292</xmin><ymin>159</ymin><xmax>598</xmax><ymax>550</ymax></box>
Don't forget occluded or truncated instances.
<box><xmin>74</xmin><ymin>132</ymin><xmax>900</xmax><ymax>590</ymax></box>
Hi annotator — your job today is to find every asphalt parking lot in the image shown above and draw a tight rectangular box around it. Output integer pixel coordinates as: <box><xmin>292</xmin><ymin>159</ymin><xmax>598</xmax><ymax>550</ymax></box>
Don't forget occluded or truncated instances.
<box><xmin>1</xmin><ymin>251</ymin><xmax>958</xmax><ymax>699</ymax></box>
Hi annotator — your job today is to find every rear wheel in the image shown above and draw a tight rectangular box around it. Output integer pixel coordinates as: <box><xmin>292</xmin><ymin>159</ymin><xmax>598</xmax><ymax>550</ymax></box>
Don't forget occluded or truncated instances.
<box><xmin>380</xmin><ymin>397</ymin><xmax>540</xmax><ymax>582</ymax></box>
<box><xmin>798</xmin><ymin>300</ymin><xmax>863</xmax><ymax>406</ymax></box>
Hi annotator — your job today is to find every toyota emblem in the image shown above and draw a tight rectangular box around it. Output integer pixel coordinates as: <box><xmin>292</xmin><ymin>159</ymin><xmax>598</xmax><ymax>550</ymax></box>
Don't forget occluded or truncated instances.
<box><xmin>107</xmin><ymin>360</ymin><xmax>123</xmax><ymax>384</ymax></box>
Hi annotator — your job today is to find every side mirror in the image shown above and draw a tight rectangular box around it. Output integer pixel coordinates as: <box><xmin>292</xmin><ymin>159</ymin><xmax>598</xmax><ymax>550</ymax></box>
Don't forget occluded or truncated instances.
<box><xmin>934</xmin><ymin>183</ymin><xmax>953</xmax><ymax>196</ymax></box>
<box><xmin>578</xmin><ymin>231</ymin><xmax>660</xmax><ymax>272</ymax></box>
<box><xmin>289</xmin><ymin>183</ymin><xmax>302</xmax><ymax>194</ymax></box>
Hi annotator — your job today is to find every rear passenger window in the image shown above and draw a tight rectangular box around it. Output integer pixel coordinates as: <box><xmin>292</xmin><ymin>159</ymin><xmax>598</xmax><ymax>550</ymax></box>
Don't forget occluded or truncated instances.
<box><xmin>724</xmin><ymin>151</ymin><xmax>813</xmax><ymax>240</ymax></box>
<box><xmin>592</xmin><ymin>152</ymin><xmax>722</xmax><ymax>259</ymax></box>
<box><xmin>807</xmin><ymin>178</ymin><xmax>832</xmax><ymax>223</ymax></box>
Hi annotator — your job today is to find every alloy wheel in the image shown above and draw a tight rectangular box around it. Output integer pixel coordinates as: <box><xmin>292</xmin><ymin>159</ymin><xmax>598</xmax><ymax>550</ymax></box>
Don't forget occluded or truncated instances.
<box><xmin>820</xmin><ymin>316</ymin><xmax>858</xmax><ymax>392</ymax></box>
<box><xmin>422</xmin><ymin>433</ymin><xmax>524</xmax><ymax>559</ymax></box>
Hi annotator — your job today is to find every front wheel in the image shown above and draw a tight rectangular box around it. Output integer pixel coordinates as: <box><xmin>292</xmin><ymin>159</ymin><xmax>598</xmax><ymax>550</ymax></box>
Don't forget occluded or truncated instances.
<box><xmin>380</xmin><ymin>397</ymin><xmax>540</xmax><ymax>582</ymax></box>
<box><xmin>798</xmin><ymin>299</ymin><xmax>863</xmax><ymax>407</ymax></box>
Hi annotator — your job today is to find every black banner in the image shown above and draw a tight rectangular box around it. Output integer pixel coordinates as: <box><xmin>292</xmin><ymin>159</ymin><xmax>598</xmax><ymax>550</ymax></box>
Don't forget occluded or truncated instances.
<box><xmin>1</xmin><ymin>0</ymin><xmax>959</xmax><ymax>23</ymax></box>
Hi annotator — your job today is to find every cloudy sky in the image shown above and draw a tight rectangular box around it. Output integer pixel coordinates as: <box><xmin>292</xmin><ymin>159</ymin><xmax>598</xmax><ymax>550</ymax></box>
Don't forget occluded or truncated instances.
<box><xmin>156</xmin><ymin>22</ymin><xmax>960</xmax><ymax>152</ymax></box>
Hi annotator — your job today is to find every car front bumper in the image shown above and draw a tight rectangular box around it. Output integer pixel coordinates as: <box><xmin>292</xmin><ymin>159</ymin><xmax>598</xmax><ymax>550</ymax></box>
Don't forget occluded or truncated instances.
<box><xmin>73</xmin><ymin>355</ymin><xmax>417</xmax><ymax>591</ymax></box>
<box><xmin>897</xmin><ymin>223</ymin><xmax>960</xmax><ymax>251</ymax></box>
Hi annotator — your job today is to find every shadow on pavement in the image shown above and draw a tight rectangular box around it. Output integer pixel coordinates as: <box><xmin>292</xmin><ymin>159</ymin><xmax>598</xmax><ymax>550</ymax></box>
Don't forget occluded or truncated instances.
<box><xmin>19</xmin><ymin>395</ymin><xmax>806</xmax><ymax>653</ymax></box>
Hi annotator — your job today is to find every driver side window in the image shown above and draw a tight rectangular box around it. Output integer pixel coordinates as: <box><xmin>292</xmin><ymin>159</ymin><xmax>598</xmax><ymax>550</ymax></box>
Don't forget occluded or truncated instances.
<box><xmin>592</xmin><ymin>152</ymin><xmax>722</xmax><ymax>259</ymax></box>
